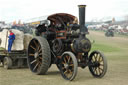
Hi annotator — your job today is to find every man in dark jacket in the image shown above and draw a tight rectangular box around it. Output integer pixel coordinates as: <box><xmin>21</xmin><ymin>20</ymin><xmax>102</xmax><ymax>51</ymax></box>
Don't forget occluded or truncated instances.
<box><xmin>8</xmin><ymin>30</ymin><xmax>15</xmax><ymax>52</ymax></box>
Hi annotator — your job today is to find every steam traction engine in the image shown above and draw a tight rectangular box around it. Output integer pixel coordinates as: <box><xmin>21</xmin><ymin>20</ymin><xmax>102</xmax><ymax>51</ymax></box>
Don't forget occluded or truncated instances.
<box><xmin>27</xmin><ymin>5</ymin><xmax>107</xmax><ymax>81</ymax></box>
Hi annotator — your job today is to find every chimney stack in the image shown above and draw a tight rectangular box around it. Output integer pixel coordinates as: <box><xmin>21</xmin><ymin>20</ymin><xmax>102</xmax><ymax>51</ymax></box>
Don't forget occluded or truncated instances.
<box><xmin>78</xmin><ymin>5</ymin><xmax>88</xmax><ymax>34</ymax></box>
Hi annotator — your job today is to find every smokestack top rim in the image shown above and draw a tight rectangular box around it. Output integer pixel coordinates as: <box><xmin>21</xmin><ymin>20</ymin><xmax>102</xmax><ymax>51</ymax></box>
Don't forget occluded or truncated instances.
<box><xmin>78</xmin><ymin>5</ymin><xmax>86</xmax><ymax>8</ymax></box>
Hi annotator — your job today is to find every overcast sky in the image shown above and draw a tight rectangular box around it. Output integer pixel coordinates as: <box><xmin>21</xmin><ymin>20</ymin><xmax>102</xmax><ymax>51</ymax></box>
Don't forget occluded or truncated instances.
<box><xmin>0</xmin><ymin>0</ymin><xmax>128</xmax><ymax>23</ymax></box>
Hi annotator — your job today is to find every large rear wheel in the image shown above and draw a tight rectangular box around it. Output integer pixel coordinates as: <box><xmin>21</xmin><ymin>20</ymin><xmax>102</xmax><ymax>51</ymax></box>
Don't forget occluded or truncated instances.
<box><xmin>27</xmin><ymin>37</ymin><xmax>51</xmax><ymax>75</ymax></box>
<box><xmin>88</xmin><ymin>51</ymin><xmax>107</xmax><ymax>78</ymax></box>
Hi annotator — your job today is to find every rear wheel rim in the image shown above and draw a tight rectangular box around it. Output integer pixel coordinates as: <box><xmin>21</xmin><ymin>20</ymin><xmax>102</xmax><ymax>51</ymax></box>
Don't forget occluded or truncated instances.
<box><xmin>28</xmin><ymin>39</ymin><xmax>42</xmax><ymax>73</ymax></box>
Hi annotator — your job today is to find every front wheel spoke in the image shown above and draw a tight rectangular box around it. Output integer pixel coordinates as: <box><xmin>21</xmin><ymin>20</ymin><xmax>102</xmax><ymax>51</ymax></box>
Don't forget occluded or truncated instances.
<box><xmin>64</xmin><ymin>57</ymin><xmax>66</xmax><ymax>63</ymax></box>
<box><xmin>92</xmin><ymin>56</ymin><xmax>96</xmax><ymax>61</ymax></box>
<box><xmin>100</xmin><ymin>64</ymin><xmax>104</xmax><ymax>66</ymax></box>
<box><xmin>99</xmin><ymin>57</ymin><xmax>103</xmax><ymax>62</ymax></box>
<box><xmin>97</xmin><ymin>55</ymin><xmax>100</xmax><ymax>61</ymax></box>
<box><xmin>30</xmin><ymin>59</ymin><xmax>37</xmax><ymax>64</ymax></box>
<box><xmin>91</xmin><ymin>60</ymin><xmax>94</xmax><ymax>63</ymax></box>
<box><xmin>94</xmin><ymin>67</ymin><xmax>97</xmax><ymax>73</ymax></box>
<box><xmin>94</xmin><ymin>53</ymin><xmax>97</xmax><ymax>57</ymax></box>
<box><xmin>97</xmin><ymin>68</ymin><xmax>100</xmax><ymax>75</ymax></box>
<box><xmin>66</xmin><ymin>56</ymin><xmax>69</xmax><ymax>61</ymax></box>
<box><xmin>66</xmin><ymin>70</ymin><xmax>72</xmax><ymax>78</ymax></box>
<box><xmin>68</xmin><ymin>69</ymin><xmax>73</xmax><ymax>75</ymax></box>
<box><xmin>68</xmin><ymin>56</ymin><xmax>71</xmax><ymax>63</ymax></box>
<box><xmin>62</xmin><ymin>62</ymin><xmax>65</xmax><ymax>64</ymax></box>
<box><xmin>98</xmin><ymin>54</ymin><xmax>100</xmax><ymax>61</ymax></box>
<box><xmin>98</xmin><ymin>67</ymin><xmax>102</xmax><ymax>74</ymax></box>
<box><xmin>94</xmin><ymin>55</ymin><xmax>97</xmax><ymax>61</ymax></box>
<box><xmin>62</xmin><ymin>67</ymin><xmax>66</xmax><ymax>70</ymax></box>
<box><xmin>64</xmin><ymin>70</ymin><xmax>68</xmax><ymax>75</ymax></box>
<box><xmin>98</xmin><ymin>67</ymin><xmax>103</xmax><ymax>71</ymax></box>
<box><xmin>95</xmin><ymin>68</ymin><xmax>98</xmax><ymax>75</ymax></box>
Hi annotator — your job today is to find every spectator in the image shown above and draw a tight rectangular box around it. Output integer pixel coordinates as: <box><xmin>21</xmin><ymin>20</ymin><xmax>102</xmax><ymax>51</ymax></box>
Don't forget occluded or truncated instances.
<box><xmin>8</xmin><ymin>30</ymin><xmax>15</xmax><ymax>52</ymax></box>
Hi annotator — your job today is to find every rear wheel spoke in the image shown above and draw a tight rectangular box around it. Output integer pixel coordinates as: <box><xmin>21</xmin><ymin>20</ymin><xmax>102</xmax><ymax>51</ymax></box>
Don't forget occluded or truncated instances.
<box><xmin>37</xmin><ymin>45</ymin><xmax>40</xmax><ymax>52</ymax></box>
<box><xmin>37</xmin><ymin>44</ymin><xmax>41</xmax><ymax>52</ymax></box>
<box><xmin>39</xmin><ymin>57</ymin><xmax>42</xmax><ymax>60</ymax></box>
<box><xmin>38</xmin><ymin>48</ymin><xmax>42</xmax><ymax>53</ymax></box>
<box><xmin>29</xmin><ymin>54</ymin><xmax>34</xmax><ymax>56</ymax></box>
<box><xmin>33</xmin><ymin>62</ymin><xmax>39</xmax><ymax>71</ymax></box>
<box><xmin>30</xmin><ymin>45</ymin><xmax>36</xmax><ymax>51</ymax></box>
<box><xmin>30</xmin><ymin>59</ymin><xmax>37</xmax><ymax>64</ymax></box>
<box><xmin>33</xmin><ymin>40</ymin><xmax>38</xmax><ymax>48</ymax></box>
<box><xmin>38</xmin><ymin>53</ymin><xmax>42</xmax><ymax>56</ymax></box>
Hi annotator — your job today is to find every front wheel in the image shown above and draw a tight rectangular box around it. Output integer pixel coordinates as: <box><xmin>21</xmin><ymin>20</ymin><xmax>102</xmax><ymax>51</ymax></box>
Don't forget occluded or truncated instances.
<box><xmin>59</xmin><ymin>52</ymin><xmax>78</xmax><ymax>81</ymax></box>
<box><xmin>88</xmin><ymin>51</ymin><xmax>107</xmax><ymax>78</ymax></box>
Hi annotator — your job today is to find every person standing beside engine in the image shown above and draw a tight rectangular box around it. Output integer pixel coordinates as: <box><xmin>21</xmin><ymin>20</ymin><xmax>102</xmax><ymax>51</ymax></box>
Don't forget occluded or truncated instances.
<box><xmin>8</xmin><ymin>30</ymin><xmax>15</xmax><ymax>52</ymax></box>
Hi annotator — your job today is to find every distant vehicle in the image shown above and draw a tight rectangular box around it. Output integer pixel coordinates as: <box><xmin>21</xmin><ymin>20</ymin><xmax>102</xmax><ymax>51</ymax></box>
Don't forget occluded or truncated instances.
<box><xmin>105</xmin><ymin>29</ymin><xmax>114</xmax><ymax>37</ymax></box>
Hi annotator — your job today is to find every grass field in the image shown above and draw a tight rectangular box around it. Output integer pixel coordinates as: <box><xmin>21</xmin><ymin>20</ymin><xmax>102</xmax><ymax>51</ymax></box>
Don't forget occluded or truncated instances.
<box><xmin>0</xmin><ymin>30</ymin><xmax>128</xmax><ymax>85</ymax></box>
